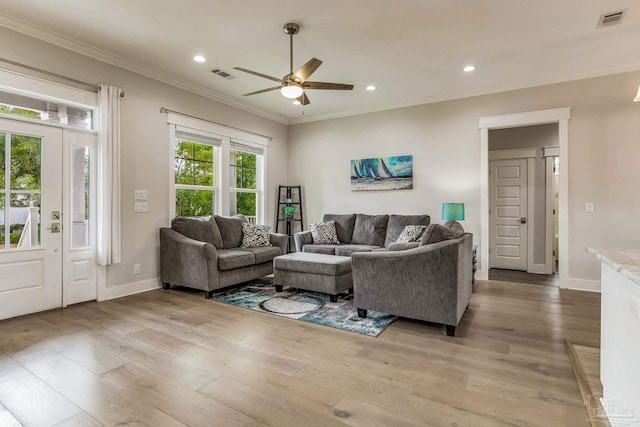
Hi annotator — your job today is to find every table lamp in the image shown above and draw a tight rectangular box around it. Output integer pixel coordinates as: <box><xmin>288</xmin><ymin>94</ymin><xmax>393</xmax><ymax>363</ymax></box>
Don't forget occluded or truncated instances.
<box><xmin>442</xmin><ymin>203</ymin><xmax>465</xmax><ymax>222</ymax></box>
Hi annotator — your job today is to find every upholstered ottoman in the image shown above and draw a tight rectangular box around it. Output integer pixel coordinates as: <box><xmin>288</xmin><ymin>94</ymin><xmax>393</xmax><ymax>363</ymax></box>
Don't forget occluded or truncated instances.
<box><xmin>273</xmin><ymin>252</ymin><xmax>353</xmax><ymax>302</ymax></box>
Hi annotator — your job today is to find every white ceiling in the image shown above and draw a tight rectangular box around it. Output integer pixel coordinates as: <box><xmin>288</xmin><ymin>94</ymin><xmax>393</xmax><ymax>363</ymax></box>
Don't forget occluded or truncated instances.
<box><xmin>1</xmin><ymin>1</ymin><xmax>639</xmax><ymax>124</ymax></box>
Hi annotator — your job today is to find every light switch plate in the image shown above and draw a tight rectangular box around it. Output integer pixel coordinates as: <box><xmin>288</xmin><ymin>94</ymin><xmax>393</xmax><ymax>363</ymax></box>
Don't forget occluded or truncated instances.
<box><xmin>134</xmin><ymin>202</ymin><xmax>148</xmax><ymax>213</ymax></box>
<box><xmin>134</xmin><ymin>190</ymin><xmax>148</xmax><ymax>200</ymax></box>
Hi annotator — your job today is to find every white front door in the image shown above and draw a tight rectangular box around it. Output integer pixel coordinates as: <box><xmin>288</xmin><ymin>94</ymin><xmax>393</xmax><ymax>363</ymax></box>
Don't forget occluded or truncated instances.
<box><xmin>490</xmin><ymin>158</ymin><xmax>528</xmax><ymax>270</ymax></box>
<box><xmin>0</xmin><ymin>119</ymin><xmax>63</xmax><ymax>320</ymax></box>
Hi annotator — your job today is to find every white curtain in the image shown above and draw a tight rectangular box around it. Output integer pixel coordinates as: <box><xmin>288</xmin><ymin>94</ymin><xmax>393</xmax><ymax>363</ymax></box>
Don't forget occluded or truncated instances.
<box><xmin>97</xmin><ymin>85</ymin><xmax>122</xmax><ymax>265</ymax></box>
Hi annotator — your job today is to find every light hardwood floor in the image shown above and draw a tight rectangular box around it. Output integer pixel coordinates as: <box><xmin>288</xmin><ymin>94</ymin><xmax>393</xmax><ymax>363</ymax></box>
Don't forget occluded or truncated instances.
<box><xmin>0</xmin><ymin>279</ymin><xmax>600</xmax><ymax>427</ymax></box>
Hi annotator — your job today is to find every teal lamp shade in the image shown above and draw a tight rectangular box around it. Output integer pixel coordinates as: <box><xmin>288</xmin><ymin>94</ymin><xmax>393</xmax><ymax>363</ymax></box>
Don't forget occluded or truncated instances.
<box><xmin>442</xmin><ymin>203</ymin><xmax>465</xmax><ymax>221</ymax></box>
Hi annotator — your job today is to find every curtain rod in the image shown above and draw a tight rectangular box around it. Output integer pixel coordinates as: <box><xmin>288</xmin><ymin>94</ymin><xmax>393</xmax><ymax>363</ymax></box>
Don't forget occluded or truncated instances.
<box><xmin>160</xmin><ymin>107</ymin><xmax>273</xmax><ymax>141</ymax></box>
<box><xmin>0</xmin><ymin>57</ymin><xmax>125</xmax><ymax>97</ymax></box>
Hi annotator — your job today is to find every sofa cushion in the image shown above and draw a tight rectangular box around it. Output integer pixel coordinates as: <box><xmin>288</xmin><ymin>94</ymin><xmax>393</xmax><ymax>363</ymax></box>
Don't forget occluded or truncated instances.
<box><xmin>216</xmin><ymin>249</ymin><xmax>255</xmax><ymax>270</ymax></box>
<box><xmin>303</xmin><ymin>244</ymin><xmax>340</xmax><ymax>255</ymax></box>
<box><xmin>240</xmin><ymin>246</ymin><xmax>282</xmax><ymax>264</ymax></box>
<box><xmin>444</xmin><ymin>220</ymin><xmax>465</xmax><ymax>237</ymax></box>
<box><xmin>396</xmin><ymin>225</ymin><xmax>427</xmax><ymax>243</ymax></box>
<box><xmin>310</xmin><ymin>221</ymin><xmax>340</xmax><ymax>244</ymax></box>
<box><xmin>420</xmin><ymin>224</ymin><xmax>458</xmax><ymax>245</ymax></box>
<box><xmin>352</xmin><ymin>214</ymin><xmax>389</xmax><ymax>246</ymax></box>
<box><xmin>171</xmin><ymin>216</ymin><xmax>223</xmax><ymax>249</ymax></box>
<box><xmin>241</xmin><ymin>223</ymin><xmax>272</xmax><ymax>248</ymax></box>
<box><xmin>335</xmin><ymin>244</ymin><xmax>380</xmax><ymax>257</ymax></box>
<box><xmin>322</xmin><ymin>214</ymin><xmax>357</xmax><ymax>243</ymax></box>
<box><xmin>384</xmin><ymin>214</ymin><xmax>431</xmax><ymax>247</ymax></box>
<box><xmin>214</xmin><ymin>215</ymin><xmax>246</xmax><ymax>248</ymax></box>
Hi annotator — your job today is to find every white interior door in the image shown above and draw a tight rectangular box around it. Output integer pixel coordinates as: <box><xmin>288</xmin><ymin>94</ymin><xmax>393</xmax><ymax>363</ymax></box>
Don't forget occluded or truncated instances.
<box><xmin>490</xmin><ymin>158</ymin><xmax>528</xmax><ymax>270</ymax></box>
<box><xmin>0</xmin><ymin>119</ymin><xmax>63</xmax><ymax>320</ymax></box>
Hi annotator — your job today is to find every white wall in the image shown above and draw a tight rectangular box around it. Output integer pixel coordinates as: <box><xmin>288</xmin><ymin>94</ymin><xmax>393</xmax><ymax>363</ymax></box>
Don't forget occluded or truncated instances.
<box><xmin>288</xmin><ymin>71</ymin><xmax>640</xmax><ymax>288</ymax></box>
<box><xmin>489</xmin><ymin>124</ymin><xmax>558</xmax><ymax>266</ymax></box>
<box><xmin>3</xmin><ymin>24</ymin><xmax>640</xmax><ymax>291</ymax></box>
<box><xmin>0</xmin><ymin>27</ymin><xmax>288</xmax><ymax>295</ymax></box>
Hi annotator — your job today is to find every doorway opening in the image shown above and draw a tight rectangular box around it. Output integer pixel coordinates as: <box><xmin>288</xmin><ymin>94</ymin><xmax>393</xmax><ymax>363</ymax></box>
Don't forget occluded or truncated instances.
<box><xmin>487</xmin><ymin>124</ymin><xmax>559</xmax><ymax>286</ymax></box>
<box><xmin>478</xmin><ymin>107</ymin><xmax>570</xmax><ymax>288</ymax></box>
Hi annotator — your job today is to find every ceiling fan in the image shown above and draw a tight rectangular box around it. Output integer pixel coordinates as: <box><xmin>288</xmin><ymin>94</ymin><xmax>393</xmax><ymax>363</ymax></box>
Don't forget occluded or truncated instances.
<box><xmin>234</xmin><ymin>23</ymin><xmax>354</xmax><ymax>105</ymax></box>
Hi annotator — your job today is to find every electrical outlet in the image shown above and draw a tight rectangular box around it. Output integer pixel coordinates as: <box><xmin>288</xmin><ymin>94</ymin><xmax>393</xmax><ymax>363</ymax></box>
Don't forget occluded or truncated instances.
<box><xmin>585</xmin><ymin>202</ymin><xmax>595</xmax><ymax>213</ymax></box>
<box><xmin>133</xmin><ymin>264</ymin><xmax>141</xmax><ymax>274</ymax></box>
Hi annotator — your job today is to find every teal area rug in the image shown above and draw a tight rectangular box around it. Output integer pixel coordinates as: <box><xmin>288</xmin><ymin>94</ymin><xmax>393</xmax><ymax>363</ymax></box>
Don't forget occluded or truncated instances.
<box><xmin>211</xmin><ymin>277</ymin><xmax>397</xmax><ymax>336</ymax></box>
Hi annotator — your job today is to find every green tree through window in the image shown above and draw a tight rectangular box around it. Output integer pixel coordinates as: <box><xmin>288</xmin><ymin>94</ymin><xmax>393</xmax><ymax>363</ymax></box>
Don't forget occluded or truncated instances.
<box><xmin>174</xmin><ymin>139</ymin><xmax>215</xmax><ymax>217</ymax></box>
<box><xmin>230</xmin><ymin>151</ymin><xmax>257</xmax><ymax>217</ymax></box>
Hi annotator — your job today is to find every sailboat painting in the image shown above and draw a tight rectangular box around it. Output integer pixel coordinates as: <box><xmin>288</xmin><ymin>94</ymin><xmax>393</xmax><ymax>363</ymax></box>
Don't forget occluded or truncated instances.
<box><xmin>350</xmin><ymin>155</ymin><xmax>413</xmax><ymax>191</ymax></box>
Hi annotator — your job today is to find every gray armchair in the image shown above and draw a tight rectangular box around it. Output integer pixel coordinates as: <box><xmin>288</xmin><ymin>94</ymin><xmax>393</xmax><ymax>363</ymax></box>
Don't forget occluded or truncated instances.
<box><xmin>351</xmin><ymin>233</ymin><xmax>473</xmax><ymax>336</ymax></box>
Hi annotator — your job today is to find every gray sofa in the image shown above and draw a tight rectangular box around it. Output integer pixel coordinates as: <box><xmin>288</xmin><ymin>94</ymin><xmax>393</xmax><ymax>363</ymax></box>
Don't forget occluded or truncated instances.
<box><xmin>160</xmin><ymin>215</ymin><xmax>288</xmax><ymax>298</ymax></box>
<box><xmin>352</xmin><ymin>222</ymin><xmax>473</xmax><ymax>337</ymax></box>
<box><xmin>294</xmin><ymin>213</ymin><xmax>430</xmax><ymax>255</ymax></box>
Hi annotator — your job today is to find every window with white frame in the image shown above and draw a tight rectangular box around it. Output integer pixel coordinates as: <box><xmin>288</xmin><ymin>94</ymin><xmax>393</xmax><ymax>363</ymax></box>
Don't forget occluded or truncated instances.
<box><xmin>229</xmin><ymin>140</ymin><xmax>264</xmax><ymax>224</ymax></box>
<box><xmin>174</xmin><ymin>129</ymin><xmax>220</xmax><ymax>217</ymax></box>
<box><xmin>168</xmin><ymin>114</ymin><xmax>268</xmax><ymax>222</ymax></box>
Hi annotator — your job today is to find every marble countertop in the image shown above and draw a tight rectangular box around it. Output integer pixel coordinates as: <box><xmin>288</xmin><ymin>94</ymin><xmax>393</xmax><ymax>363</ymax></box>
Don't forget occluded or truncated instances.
<box><xmin>587</xmin><ymin>247</ymin><xmax>640</xmax><ymax>287</ymax></box>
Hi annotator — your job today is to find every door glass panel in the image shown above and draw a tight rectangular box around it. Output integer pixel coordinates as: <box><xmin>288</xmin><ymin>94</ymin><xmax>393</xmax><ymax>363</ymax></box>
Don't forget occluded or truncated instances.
<box><xmin>0</xmin><ymin>133</ymin><xmax>5</xmax><ymax>189</ymax></box>
<box><xmin>9</xmin><ymin>194</ymin><xmax>40</xmax><ymax>248</ymax></box>
<box><xmin>71</xmin><ymin>146</ymin><xmax>90</xmax><ymax>248</ymax></box>
<box><xmin>0</xmin><ymin>194</ymin><xmax>5</xmax><ymax>249</ymax></box>
<box><xmin>10</xmin><ymin>134</ymin><xmax>41</xmax><ymax>191</ymax></box>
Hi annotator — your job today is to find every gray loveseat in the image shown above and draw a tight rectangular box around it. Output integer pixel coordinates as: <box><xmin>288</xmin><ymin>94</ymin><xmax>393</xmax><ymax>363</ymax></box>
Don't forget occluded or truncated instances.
<box><xmin>160</xmin><ymin>215</ymin><xmax>288</xmax><ymax>298</ymax></box>
<box><xmin>294</xmin><ymin>213</ymin><xmax>431</xmax><ymax>255</ymax></box>
<box><xmin>352</xmin><ymin>221</ymin><xmax>473</xmax><ymax>337</ymax></box>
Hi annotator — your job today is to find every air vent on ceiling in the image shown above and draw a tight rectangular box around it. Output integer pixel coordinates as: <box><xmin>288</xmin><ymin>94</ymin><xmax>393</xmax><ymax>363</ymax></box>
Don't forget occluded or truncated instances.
<box><xmin>211</xmin><ymin>68</ymin><xmax>235</xmax><ymax>80</ymax></box>
<box><xmin>597</xmin><ymin>9</ymin><xmax>626</xmax><ymax>28</ymax></box>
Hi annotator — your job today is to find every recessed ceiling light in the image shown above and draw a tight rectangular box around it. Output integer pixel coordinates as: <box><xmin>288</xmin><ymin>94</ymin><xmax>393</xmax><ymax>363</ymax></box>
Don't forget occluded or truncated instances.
<box><xmin>193</xmin><ymin>55</ymin><xmax>206</xmax><ymax>63</ymax></box>
<box><xmin>463</xmin><ymin>65</ymin><xmax>476</xmax><ymax>72</ymax></box>
<box><xmin>292</xmin><ymin>100</ymin><xmax>301</xmax><ymax>105</ymax></box>
<box><xmin>366</xmin><ymin>85</ymin><xmax>376</xmax><ymax>91</ymax></box>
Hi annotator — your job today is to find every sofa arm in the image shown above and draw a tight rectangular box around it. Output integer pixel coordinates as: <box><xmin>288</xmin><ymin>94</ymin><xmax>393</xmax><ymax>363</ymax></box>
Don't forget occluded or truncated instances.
<box><xmin>387</xmin><ymin>242</ymin><xmax>420</xmax><ymax>251</ymax></box>
<box><xmin>160</xmin><ymin>228</ymin><xmax>218</xmax><ymax>291</ymax></box>
<box><xmin>270</xmin><ymin>232</ymin><xmax>289</xmax><ymax>255</ymax></box>
<box><xmin>294</xmin><ymin>230</ymin><xmax>313</xmax><ymax>252</ymax></box>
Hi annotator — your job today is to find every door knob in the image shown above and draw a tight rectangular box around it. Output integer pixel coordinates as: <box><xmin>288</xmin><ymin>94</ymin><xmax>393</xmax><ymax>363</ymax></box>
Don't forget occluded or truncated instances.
<box><xmin>47</xmin><ymin>223</ymin><xmax>61</xmax><ymax>233</ymax></box>
<box><xmin>520</xmin><ymin>217</ymin><xmax>527</xmax><ymax>224</ymax></box>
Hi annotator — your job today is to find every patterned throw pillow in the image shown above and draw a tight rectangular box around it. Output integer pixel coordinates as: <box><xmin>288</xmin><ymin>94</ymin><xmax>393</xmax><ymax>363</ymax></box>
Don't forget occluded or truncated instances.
<box><xmin>241</xmin><ymin>223</ymin><xmax>272</xmax><ymax>248</ymax></box>
<box><xmin>310</xmin><ymin>221</ymin><xmax>340</xmax><ymax>244</ymax></box>
<box><xmin>396</xmin><ymin>225</ymin><xmax>427</xmax><ymax>243</ymax></box>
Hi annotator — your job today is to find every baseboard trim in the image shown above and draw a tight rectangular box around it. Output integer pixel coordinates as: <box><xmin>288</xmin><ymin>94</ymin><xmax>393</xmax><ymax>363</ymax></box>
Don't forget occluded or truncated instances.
<box><xmin>568</xmin><ymin>278</ymin><xmax>601</xmax><ymax>293</ymax></box>
<box><xmin>105</xmin><ymin>277</ymin><xmax>162</xmax><ymax>300</ymax></box>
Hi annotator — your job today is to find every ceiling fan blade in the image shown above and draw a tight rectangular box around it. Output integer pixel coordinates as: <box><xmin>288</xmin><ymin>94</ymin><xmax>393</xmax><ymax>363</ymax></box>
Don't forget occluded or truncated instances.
<box><xmin>302</xmin><ymin>81</ymin><xmax>354</xmax><ymax>90</ymax></box>
<box><xmin>292</xmin><ymin>58</ymin><xmax>323</xmax><ymax>83</ymax></box>
<box><xmin>243</xmin><ymin>86</ymin><xmax>281</xmax><ymax>96</ymax></box>
<box><xmin>297</xmin><ymin>92</ymin><xmax>310</xmax><ymax>105</ymax></box>
<box><xmin>233</xmin><ymin>67</ymin><xmax>283</xmax><ymax>83</ymax></box>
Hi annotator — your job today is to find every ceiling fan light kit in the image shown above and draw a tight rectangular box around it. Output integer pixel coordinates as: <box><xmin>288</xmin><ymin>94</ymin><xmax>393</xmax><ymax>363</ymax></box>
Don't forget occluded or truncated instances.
<box><xmin>234</xmin><ymin>22</ymin><xmax>353</xmax><ymax>105</ymax></box>
<box><xmin>281</xmin><ymin>82</ymin><xmax>303</xmax><ymax>98</ymax></box>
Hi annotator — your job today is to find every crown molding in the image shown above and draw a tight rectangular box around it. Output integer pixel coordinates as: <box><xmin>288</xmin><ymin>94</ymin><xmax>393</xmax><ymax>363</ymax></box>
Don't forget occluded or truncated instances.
<box><xmin>288</xmin><ymin>61</ymin><xmax>640</xmax><ymax>125</ymax></box>
<box><xmin>2</xmin><ymin>12</ymin><xmax>639</xmax><ymax>127</ymax></box>
<box><xmin>0</xmin><ymin>13</ymin><xmax>289</xmax><ymax>125</ymax></box>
